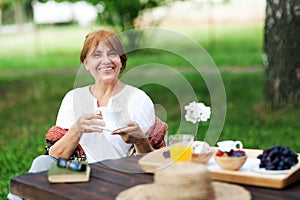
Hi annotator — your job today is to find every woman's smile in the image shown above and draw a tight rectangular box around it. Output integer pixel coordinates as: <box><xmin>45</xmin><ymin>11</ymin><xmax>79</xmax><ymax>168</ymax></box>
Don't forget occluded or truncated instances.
<box><xmin>97</xmin><ymin>66</ymin><xmax>115</xmax><ymax>72</ymax></box>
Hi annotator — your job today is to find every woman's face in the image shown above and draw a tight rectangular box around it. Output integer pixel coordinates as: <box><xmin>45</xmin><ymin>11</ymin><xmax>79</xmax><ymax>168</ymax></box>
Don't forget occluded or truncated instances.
<box><xmin>84</xmin><ymin>43</ymin><xmax>122</xmax><ymax>84</ymax></box>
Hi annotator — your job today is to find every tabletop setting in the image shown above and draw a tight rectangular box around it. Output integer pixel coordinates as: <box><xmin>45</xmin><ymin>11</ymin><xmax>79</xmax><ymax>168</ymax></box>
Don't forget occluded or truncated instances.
<box><xmin>135</xmin><ymin>101</ymin><xmax>299</xmax><ymax>199</ymax></box>
<box><xmin>9</xmin><ymin>101</ymin><xmax>300</xmax><ymax>200</ymax></box>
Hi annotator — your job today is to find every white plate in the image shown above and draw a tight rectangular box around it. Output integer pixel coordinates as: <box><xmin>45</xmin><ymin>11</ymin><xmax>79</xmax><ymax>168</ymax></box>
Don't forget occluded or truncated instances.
<box><xmin>252</xmin><ymin>167</ymin><xmax>291</xmax><ymax>175</ymax></box>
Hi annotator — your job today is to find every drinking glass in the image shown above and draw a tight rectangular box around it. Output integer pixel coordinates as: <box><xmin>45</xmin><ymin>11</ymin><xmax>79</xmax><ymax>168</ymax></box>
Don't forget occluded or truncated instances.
<box><xmin>169</xmin><ymin>134</ymin><xmax>194</xmax><ymax>162</ymax></box>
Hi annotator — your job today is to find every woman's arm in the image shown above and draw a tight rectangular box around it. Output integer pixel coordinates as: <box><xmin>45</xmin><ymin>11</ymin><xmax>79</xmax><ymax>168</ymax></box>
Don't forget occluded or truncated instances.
<box><xmin>50</xmin><ymin>114</ymin><xmax>104</xmax><ymax>159</ymax></box>
<box><xmin>49</xmin><ymin>125</ymin><xmax>81</xmax><ymax>159</ymax></box>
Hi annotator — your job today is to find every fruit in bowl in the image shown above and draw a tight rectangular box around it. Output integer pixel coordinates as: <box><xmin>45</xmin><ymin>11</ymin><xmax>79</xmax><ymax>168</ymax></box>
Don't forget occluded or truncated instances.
<box><xmin>215</xmin><ymin>149</ymin><xmax>247</xmax><ymax>171</ymax></box>
<box><xmin>191</xmin><ymin>141</ymin><xmax>214</xmax><ymax>164</ymax></box>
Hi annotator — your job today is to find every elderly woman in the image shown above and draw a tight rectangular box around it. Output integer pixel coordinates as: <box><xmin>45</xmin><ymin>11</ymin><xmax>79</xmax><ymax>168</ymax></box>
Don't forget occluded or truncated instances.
<box><xmin>8</xmin><ymin>28</ymin><xmax>167</xmax><ymax>200</ymax></box>
<box><xmin>9</xmin><ymin>29</ymin><xmax>168</xmax><ymax>186</ymax></box>
<box><xmin>43</xmin><ymin>28</ymin><xmax>167</xmax><ymax>165</ymax></box>
<box><xmin>44</xmin><ymin>28</ymin><xmax>167</xmax><ymax>164</ymax></box>
<box><xmin>35</xmin><ymin>29</ymin><xmax>167</xmax><ymax>169</ymax></box>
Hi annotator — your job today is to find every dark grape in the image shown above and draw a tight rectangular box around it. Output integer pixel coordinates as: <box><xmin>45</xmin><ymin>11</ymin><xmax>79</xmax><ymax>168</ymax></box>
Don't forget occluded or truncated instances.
<box><xmin>257</xmin><ymin>145</ymin><xmax>298</xmax><ymax>170</ymax></box>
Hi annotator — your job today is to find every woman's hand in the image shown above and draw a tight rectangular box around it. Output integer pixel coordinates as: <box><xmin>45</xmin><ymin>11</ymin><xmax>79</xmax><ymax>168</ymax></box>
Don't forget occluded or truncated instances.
<box><xmin>75</xmin><ymin>113</ymin><xmax>105</xmax><ymax>137</ymax></box>
<box><xmin>112</xmin><ymin>122</ymin><xmax>154</xmax><ymax>153</ymax></box>
<box><xmin>50</xmin><ymin>113</ymin><xmax>105</xmax><ymax>159</ymax></box>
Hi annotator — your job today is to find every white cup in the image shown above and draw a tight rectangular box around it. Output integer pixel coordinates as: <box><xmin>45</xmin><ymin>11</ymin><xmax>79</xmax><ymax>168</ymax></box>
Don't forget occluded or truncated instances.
<box><xmin>217</xmin><ymin>140</ymin><xmax>243</xmax><ymax>152</ymax></box>
<box><xmin>97</xmin><ymin>108</ymin><xmax>124</xmax><ymax>131</ymax></box>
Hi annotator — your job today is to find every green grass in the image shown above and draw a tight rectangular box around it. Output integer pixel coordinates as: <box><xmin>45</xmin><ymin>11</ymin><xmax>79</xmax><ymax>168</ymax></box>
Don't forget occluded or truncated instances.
<box><xmin>0</xmin><ymin>25</ymin><xmax>89</xmax><ymax>69</ymax></box>
<box><xmin>0</xmin><ymin>24</ymin><xmax>263</xmax><ymax>70</ymax></box>
<box><xmin>1</xmin><ymin>24</ymin><xmax>299</xmax><ymax>199</ymax></box>
<box><xmin>170</xmin><ymin>24</ymin><xmax>264</xmax><ymax>67</ymax></box>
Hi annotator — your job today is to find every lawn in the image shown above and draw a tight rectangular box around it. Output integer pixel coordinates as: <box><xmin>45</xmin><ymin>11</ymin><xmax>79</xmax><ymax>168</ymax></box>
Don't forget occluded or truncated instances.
<box><xmin>1</xmin><ymin>24</ymin><xmax>299</xmax><ymax>198</ymax></box>
<box><xmin>0</xmin><ymin>24</ymin><xmax>263</xmax><ymax>70</ymax></box>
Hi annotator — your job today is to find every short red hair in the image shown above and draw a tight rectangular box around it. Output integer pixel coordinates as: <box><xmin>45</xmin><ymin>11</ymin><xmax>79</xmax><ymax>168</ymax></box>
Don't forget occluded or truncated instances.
<box><xmin>80</xmin><ymin>29</ymin><xmax>127</xmax><ymax>73</ymax></box>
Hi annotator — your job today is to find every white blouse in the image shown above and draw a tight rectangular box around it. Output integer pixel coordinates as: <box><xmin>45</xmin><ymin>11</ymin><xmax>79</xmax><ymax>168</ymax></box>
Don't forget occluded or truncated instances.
<box><xmin>55</xmin><ymin>85</ymin><xmax>155</xmax><ymax>163</ymax></box>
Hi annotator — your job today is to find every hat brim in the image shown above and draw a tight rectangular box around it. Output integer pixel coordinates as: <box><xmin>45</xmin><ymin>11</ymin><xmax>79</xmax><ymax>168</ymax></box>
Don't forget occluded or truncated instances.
<box><xmin>116</xmin><ymin>181</ymin><xmax>251</xmax><ymax>200</ymax></box>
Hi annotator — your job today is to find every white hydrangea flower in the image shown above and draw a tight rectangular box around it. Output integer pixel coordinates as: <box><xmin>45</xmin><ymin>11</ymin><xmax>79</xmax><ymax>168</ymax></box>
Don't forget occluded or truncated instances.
<box><xmin>184</xmin><ymin>101</ymin><xmax>211</xmax><ymax>124</ymax></box>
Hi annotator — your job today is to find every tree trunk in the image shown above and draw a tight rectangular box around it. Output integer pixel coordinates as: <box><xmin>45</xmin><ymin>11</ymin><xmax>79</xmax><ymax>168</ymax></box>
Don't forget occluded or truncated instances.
<box><xmin>14</xmin><ymin>2</ymin><xmax>24</xmax><ymax>30</ymax></box>
<box><xmin>264</xmin><ymin>0</ymin><xmax>300</xmax><ymax>107</ymax></box>
<box><xmin>0</xmin><ymin>8</ymin><xmax>2</xmax><ymax>27</ymax></box>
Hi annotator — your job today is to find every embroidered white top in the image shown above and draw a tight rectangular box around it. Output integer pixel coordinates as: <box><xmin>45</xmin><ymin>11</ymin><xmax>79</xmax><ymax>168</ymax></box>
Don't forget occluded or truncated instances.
<box><xmin>55</xmin><ymin>85</ymin><xmax>155</xmax><ymax>163</ymax></box>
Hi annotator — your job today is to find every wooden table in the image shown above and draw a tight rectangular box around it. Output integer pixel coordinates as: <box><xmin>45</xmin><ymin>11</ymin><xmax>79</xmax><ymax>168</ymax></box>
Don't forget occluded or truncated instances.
<box><xmin>10</xmin><ymin>155</ymin><xmax>300</xmax><ymax>200</ymax></box>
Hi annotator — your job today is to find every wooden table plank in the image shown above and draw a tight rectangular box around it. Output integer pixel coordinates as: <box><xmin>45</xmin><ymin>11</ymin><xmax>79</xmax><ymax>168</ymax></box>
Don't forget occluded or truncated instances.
<box><xmin>10</xmin><ymin>156</ymin><xmax>154</xmax><ymax>200</ymax></box>
<box><xmin>91</xmin><ymin>164</ymin><xmax>153</xmax><ymax>188</ymax></box>
<box><xmin>243</xmin><ymin>184</ymin><xmax>300</xmax><ymax>200</ymax></box>
<box><xmin>10</xmin><ymin>171</ymin><xmax>127</xmax><ymax>200</ymax></box>
<box><xmin>10</xmin><ymin>155</ymin><xmax>300</xmax><ymax>200</ymax></box>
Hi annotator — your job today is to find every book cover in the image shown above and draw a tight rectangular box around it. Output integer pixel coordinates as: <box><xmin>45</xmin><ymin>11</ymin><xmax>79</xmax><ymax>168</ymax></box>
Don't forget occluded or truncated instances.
<box><xmin>47</xmin><ymin>162</ymin><xmax>91</xmax><ymax>183</ymax></box>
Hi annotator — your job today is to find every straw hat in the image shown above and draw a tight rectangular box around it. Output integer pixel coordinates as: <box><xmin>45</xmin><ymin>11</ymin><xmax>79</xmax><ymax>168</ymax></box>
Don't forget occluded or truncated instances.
<box><xmin>116</xmin><ymin>163</ymin><xmax>251</xmax><ymax>200</ymax></box>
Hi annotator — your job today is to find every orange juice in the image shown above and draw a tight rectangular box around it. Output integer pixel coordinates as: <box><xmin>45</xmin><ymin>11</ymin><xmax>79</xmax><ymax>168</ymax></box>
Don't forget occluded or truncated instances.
<box><xmin>170</xmin><ymin>144</ymin><xmax>192</xmax><ymax>162</ymax></box>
